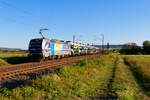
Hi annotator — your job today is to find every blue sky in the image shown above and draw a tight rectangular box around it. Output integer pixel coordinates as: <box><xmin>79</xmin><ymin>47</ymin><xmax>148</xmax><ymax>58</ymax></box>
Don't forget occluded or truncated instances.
<box><xmin>0</xmin><ymin>0</ymin><xmax>150</xmax><ymax>49</ymax></box>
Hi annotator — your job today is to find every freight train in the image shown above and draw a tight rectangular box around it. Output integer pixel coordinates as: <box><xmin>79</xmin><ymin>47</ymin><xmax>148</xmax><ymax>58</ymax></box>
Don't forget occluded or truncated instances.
<box><xmin>28</xmin><ymin>37</ymin><xmax>99</xmax><ymax>61</ymax></box>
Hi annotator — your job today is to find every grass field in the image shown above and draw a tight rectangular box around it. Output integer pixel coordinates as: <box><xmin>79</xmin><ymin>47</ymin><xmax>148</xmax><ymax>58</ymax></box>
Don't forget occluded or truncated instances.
<box><xmin>1</xmin><ymin>54</ymin><xmax>150</xmax><ymax>100</ymax></box>
<box><xmin>0</xmin><ymin>53</ymin><xmax>27</xmax><ymax>58</ymax></box>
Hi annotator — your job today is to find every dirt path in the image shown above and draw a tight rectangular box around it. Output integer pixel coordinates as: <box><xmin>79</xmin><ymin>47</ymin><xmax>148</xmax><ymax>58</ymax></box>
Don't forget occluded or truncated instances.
<box><xmin>89</xmin><ymin>56</ymin><xmax>150</xmax><ymax>100</ymax></box>
<box><xmin>88</xmin><ymin>56</ymin><xmax>119</xmax><ymax>100</ymax></box>
<box><xmin>111</xmin><ymin>57</ymin><xmax>149</xmax><ymax>100</ymax></box>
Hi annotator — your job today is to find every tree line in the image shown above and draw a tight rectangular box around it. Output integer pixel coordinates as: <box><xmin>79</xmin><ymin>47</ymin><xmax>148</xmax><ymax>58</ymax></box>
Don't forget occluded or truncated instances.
<box><xmin>120</xmin><ymin>40</ymin><xmax>150</xmax><ymax>54</ymax></box>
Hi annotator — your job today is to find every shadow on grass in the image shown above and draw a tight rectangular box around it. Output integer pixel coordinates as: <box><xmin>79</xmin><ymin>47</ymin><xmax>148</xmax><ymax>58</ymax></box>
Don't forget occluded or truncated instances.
<box><xmin>106</xmin><ymin>57</ymin><xmax>118</xmax><ymax>99</ymax></box>
<box><xmin>4</xmin><ymin>56</ymin><xmax>32</xmax><ymax>64</ymax></box>
<box><xmin>91</xmin><ymin>57</ymin><xmax>119</xmax><ymax>100</ymax></box>
<box><xmin>123</xmin><ymin>58</ymin><xmax>150</xmax><ymax>97</ymax></box>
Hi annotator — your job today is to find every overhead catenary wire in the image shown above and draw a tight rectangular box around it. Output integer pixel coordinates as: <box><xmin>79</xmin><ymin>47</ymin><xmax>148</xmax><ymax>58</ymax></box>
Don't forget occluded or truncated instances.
<box><xmin>0</xmin><ymin>0</ymin><xmax>33</xmax><ymax>16</ymax></box>
<box><xmin>0</xmin><ymin>1</ymin><xmax>36</xmax><ymax>27</ymax></box>
<box><xmin>0</xmin><ymin>0</ymin><xmax>52</xmax><ymax>28</ymax></box>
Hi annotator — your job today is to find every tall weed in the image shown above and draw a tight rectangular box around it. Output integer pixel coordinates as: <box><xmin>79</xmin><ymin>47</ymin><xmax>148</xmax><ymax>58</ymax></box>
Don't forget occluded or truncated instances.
<box><xmin>124</xmin><ymin>55</ymin><xmax>150</xmax><ymax>96</ymax></box>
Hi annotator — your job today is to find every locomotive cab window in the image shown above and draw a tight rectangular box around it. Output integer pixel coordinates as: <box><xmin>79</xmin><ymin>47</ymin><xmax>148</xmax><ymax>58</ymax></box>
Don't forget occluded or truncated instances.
<box><xmin>29</xmin><ymin>39</ymin><xmax>42</xmax><ymax>53</ymax></box>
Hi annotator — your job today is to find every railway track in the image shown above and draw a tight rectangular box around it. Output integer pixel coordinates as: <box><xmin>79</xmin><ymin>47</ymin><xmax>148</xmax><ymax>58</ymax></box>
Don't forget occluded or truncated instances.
<box><xmin>0</xmin><ymin>54</ymin><xmax>101</xmax><ymax>88</ymax></box>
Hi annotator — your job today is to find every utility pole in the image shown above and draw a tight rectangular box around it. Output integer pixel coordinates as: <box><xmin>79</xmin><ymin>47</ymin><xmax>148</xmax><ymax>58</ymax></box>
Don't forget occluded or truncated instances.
<box><xmin>107</xmin><ymin>42</ymin><xmax>110</xmax><ymax>54</ymax></box>
<box><xmin>39</xmin><ymin>28</ymin><xmax>48</xmax><ymax>38</ymax></box>
<box><xmin>107</xmin><ymin>42</ymin><xmax>109</xmax><ymax>50</ymax></box>
<box><xmin>73</xmin><ymin>35</ymin><xmax>75</xmax><ymax>46</ymax></box>
<box><xmin>101</xmin><ymin>34</ymin><xmax>104</xmax><ymax>54</ymax></box>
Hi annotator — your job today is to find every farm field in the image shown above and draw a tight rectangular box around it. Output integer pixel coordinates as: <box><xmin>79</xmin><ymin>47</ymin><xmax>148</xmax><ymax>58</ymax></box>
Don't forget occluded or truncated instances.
<box><xmin>0</xmin><ymin>53</ymin><xmax>27</xmax><ymax>58</ymax></box>
<box><xmin>1</xmin><ymin>54</ymin><xmax>150</xmax><ymax>100</ymax></box>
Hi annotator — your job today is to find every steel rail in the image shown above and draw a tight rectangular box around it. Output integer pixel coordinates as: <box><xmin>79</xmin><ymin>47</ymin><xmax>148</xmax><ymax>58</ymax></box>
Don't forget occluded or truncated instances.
<box><xmin>0</xmin><ymin>55</ymin><xmax>90</xmax><ymax>72</ymax></box>
<box><xmin>0</xmin><ymin>54</ymin><xmax>101</xmax><ymax>83</ymax></box>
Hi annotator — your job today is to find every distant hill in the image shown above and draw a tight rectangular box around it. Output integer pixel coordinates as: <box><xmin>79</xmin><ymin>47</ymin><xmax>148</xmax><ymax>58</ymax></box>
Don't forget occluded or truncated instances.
<box><xmin>0</xmin><ymin>47</ymin><xmax>28</xmax><ymax>53</ymax></box>
<box><xmin>93</xmin><ymin>45</ymin><xmax>123</xmax><ymax>49</ymax></box>
<box><xmin>0</xmin><ymin>47</ymin><xmax>23</xmax><ymax>51</ymax></box>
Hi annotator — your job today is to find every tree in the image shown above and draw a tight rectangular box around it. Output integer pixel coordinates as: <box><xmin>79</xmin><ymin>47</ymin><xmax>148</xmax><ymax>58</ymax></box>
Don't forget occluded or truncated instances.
<box><xmin>130</xmin><ymin>43</ymin><xmax>141</xmax><ymax>54</ymax></box>
<box><xmin>120</xmin><ymin>43</ymin><xmax>131</xmax><ymax>54</ymax></box>
<box><xmin>143</xmin><ymin>40</ymin><xmax>150</xmax><ymax>54</ymax></box>
<box><xmin>107</xmin><ymin>43</ymin><xmax>109</xmax><ymax>50</ymax></box>
<box><xmin>120</xmin><ymin>42</ymin><xmax>141</xmax><ymax>54</ymax></box>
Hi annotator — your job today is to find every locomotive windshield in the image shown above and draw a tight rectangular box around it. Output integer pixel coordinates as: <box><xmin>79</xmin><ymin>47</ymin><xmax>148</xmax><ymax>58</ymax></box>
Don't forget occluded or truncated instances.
<box><xmin>29</xmin><ymin>39</ymin><xmax>42</xmax><ymax>53</ymax></box>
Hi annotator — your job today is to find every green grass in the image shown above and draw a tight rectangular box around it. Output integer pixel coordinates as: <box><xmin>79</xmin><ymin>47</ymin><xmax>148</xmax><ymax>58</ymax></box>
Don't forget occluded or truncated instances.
<box><xmin>112</xmin><ymin>57</ymin><xmax>149</xmax><ymax>100</ymax></box>
<box><xmin>0</xmin><ymin>53</ymin><xmax>27</xmax><ymax>59</ymax></box>
<box><xmin>0</xmin><ymin>54</ymin><xmax>118</xmax><ymax>100</ymax></box>
<box><xmin>124</xmin><ymin>55</ymin><xmax>150</xmax><ymax>97</ymax></box>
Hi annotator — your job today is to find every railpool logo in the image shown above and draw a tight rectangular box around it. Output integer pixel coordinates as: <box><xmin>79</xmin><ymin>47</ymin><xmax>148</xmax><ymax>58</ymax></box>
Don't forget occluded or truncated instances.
<box><xmin>44</xmin><ymin>42</ymin><xmax>51</xmax><ymax>52</ymax></box>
